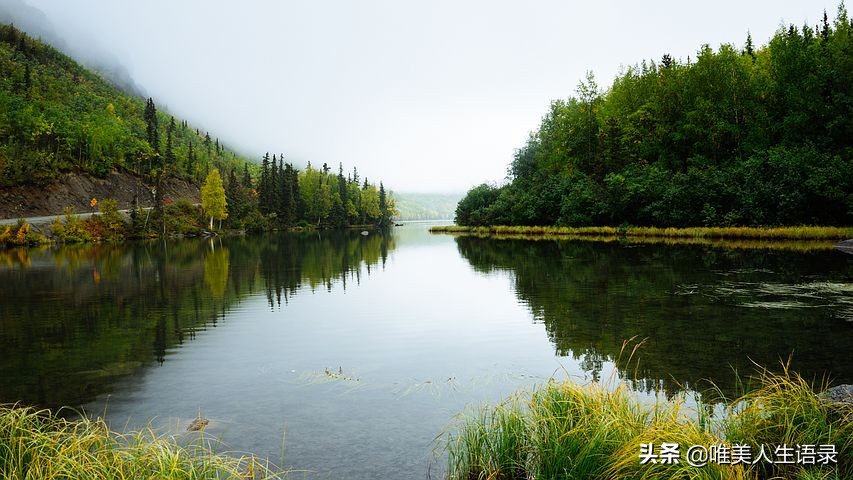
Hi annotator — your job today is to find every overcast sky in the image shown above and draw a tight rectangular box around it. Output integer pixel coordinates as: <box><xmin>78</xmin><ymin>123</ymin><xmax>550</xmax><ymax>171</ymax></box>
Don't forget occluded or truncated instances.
<box><xmin>23</xmin><ymin>0</ymin><xmax>836</xmax><ymax>193</ymax></box>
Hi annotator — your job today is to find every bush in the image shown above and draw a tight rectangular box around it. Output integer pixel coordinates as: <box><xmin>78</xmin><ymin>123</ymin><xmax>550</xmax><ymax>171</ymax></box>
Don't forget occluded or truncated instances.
<box><xmin>0</xmin><ymin>219</ymin><xmax>49</xmax><ymax>247</ymax></box>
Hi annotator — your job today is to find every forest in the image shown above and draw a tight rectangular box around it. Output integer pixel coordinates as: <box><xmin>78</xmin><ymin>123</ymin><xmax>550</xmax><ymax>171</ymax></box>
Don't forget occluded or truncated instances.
<box><xmin>0</xmin><ymin>23</ymin><xmax>395</xmax><ymax>233</ymax></box>
<box><xmin>456</xmin><ymin>6</ymin><xmax>852</xmax><ymax>228</ymax></box>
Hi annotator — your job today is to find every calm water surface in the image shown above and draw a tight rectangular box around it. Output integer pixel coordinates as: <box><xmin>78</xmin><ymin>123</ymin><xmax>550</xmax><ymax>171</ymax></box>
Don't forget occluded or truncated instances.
<box><xmin>1</xmin><ymin>224</ymin><xmax>852</xmax><ymax>478</ymax></box>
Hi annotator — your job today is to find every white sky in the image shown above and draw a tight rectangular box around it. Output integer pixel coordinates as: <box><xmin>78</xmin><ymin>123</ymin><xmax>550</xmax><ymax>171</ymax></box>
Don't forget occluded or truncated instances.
<box><xmin>27</xmin><ymin>0</ymin><xmax>835</xmax><ymax>193</ymax></box>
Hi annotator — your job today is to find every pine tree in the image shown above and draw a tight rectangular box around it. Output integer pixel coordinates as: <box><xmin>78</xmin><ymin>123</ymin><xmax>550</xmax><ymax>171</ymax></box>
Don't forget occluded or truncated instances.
<box><xmin>225</xmin><ymin>167</ymin><xmax>246</xmax><ymax>226</ymax></box>
<box><xmin>270</xmin><ymin>154</ymin><xmax>280</xmax><ymax>216</ymax></box>
<box><xmin>187</xmin><ymin>141</ymin><xmax>196</xmax><ymax>179</ymax></box>
<box><xmin>204</xmin><ymin>132</ymin><xmax>212</xmax><ymax>158</ymax></box>
<box><xmin>164</xmin><ymin>117</ymin><xmax>175</xmax><ymax>167</ymax></box>
<box><xmin>378</xmin><ymin>182</ymin><xmax>387</xmax><ymax>227</ymax></box>
<box><xmin>279</xmin><ymin>163</ymin><xmax>293</xmax><ymax>226</ymax></box>
<box><xmin>143</xmin><ymin>98</ymin><xmax>159</xmax><ymax>153</ymax></box>
<box><xmin>242</xmin><ymin>163</ymin><xmax>252</xmax><ymax>189</ymax></box>
<box><xmin>337</xmin><ymin>163</ymin><xmax>348</xmax><ymax>225</ymax></box>
<box><xmin>277</xmin><ymin>157</ymin><xmax>286</xmax><ymax>218</ymax></box>
<box><xmin>745</xmin><ymin>31</ymin><xmax>756</xmax><ymax>60</ymax></box>
<box><xmin>259</xmin><ymin>153</ymin><xmax>271</xmax><ymax>214</ymax></box>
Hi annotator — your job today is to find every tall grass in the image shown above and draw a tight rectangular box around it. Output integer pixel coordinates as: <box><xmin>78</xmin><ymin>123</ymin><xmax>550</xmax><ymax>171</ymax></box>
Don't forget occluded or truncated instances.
<box><xmin>0</xmin><ymin>405</ymin><xmax>283</xmax><ymax>479</ymax></box>
<box><xmin>445</xmin><ymin>368</ymin><xmax>851</xmax><ymax>480</ymax></box>
<box><xmin>430</xmin><ymin>224</ymin><xmax>853</xmax><ymax>241</ymax></box>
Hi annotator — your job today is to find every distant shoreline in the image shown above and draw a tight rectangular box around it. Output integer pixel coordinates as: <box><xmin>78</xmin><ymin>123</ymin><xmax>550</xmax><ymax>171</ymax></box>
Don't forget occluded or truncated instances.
<box><xmin>429</xmin><ymin>225</ymin><xmax>853</xmax><ymax>251</ymax></box>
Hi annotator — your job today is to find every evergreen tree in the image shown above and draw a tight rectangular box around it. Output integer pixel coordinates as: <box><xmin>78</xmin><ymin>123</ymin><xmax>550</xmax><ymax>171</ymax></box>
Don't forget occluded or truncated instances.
<box><xmin>242</xmin><ymin>163</ymin><xmax>252</xmax><ymax>189</ymax></box>
<box><xmin>378</xmin><ymin>182</ymin><xmax>388</xmax><ymax>227</ymax></box>
<box><xmin>270</xmin><ymin>154</ymin><xmax>280</xmax><ymax>217</ymax></box>
<box><xmin>164</xmin><ymin>117</ymin><xmax>175</xmax><ymax>167</ymax></box>
<box><xmin>143</xmin><ymin>98</ymin><xmax>159</xmax><ymax>153</ymax></box>
<box><xmin>745</xmin><ymin>31</ymin><xmax>756</xmax><ymax>60</ymax></box>
<box><xmin>277</xmin><ymin>157</ymin><xmax>286</xmax><ymax>218</ymax></box>
<box><xmin>187</xmin><ymin>141</ymin><xmax>196</xmax><ymax>179</ymax></box>
<box><xmin>259</xmin><ymin>153</ymin><xmax>271</xmax><ymax>214</ymax></box>
<box><xmin>204</xmin><ymin>133</ymin><xmax>212</xmax><ymax>174</ymax></box>
<box><xmin>281</xmin><ymin>163</ymin><xmax>297</xmax><ymax>226</ymax></box>
<box><xmin>338</xmin><ymin>163</ymin><xmax>348</xmax><ymax>207</ymax></box>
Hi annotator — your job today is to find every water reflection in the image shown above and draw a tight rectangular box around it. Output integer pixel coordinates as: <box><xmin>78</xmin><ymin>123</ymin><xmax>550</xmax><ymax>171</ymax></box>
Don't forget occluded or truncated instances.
<box><xmin>453</xmin><ymin>236</ymin><xmax>853</xmax><ymax>397</ymax></box>
<box><xmin>0</xmin><ymin>231</ymin><xmax>395</xmax><ymax>408</ymax></box>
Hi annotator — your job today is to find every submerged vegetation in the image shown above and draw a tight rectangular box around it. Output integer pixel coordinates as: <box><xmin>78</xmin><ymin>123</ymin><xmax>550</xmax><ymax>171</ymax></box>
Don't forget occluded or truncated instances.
<box><xmin>0</xmin><ymin>405</ymin><xmax>281</xmax><ymax>479</ymax></box>
<box><xmin>445</xmin><ymin>368</ymin><xmax>852</xmax><ymax>480</ymax></box>
<box><xmin>455</xmin><ymin>5</ymin><xmax>852</xmax><ymax>228</ymax></box>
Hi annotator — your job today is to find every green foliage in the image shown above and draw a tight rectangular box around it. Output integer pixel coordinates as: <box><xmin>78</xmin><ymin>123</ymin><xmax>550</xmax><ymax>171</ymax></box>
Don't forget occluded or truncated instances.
<box><xmin>456</xmin><ymin>6</ymin><xmax>853</xmax><ymax>227</ymax></box>
<box><xmin>0</xmin><ymin>23</ymin><xmax>253</xmax><ymax>187</ymax></box>
<box><xmin>51</xmin><ymin>207</ymin><xmax>94</xmax><ymax>243</ymax></box>
<box><xmin>163</xmin><ymin>200</ymin><xmax>206</xmax><ymax>236</ymax></box>
<box><xmin>454</xmin><ymin>183</ymin><xmax>501</xmax><ymax>226</ymax></box>
<box><xmin>251</xmin><ymin>158</ymin><xmax>395</xmax><ymax>229</ymax></box>
<box><xmin>0</xmin><ymin>405</ymin><xmax>280</xmax><ymax>479</ymax></box>
<box><xmin>201</xmin><ymin>168</ymin><xmax>227</xmax><ymax>230</ymax></box>
<box><xmin>50</xmin><ymin>201</ymin><xmax>129</xmax><ymax>243</ymax></box>
<box><xmin>0</xmin><ymin>22</ymin><xmax>400</xmax><ymax>233</ymax></box>
<box><xmin>446</xmin><ymin>370</ymin><xmax>851</xmax><ymax>480</ymax></box>
<box><xmin>0</xmin><ymin>219</ymin><xmax>48</xmax><ymax>247</ymax></box>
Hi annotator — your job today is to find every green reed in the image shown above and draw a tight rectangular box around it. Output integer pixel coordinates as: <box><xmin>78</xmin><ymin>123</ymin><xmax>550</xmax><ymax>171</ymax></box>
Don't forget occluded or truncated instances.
<box><xmin>445</xmin><ymin>368</ymin><xmax>851</xmax><ymax>480</ymax></box>
<box><xmin>0</xmin><ymin>405</ymin><xmax>283</xmax><ymax>480</ymax></box>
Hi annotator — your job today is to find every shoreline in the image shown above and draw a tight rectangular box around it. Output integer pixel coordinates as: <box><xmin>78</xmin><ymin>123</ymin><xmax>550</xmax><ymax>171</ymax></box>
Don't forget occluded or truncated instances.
<box><xmin>430</xmin><ymin>224</ymin><xmax>853</xmax><ymax>241</ymax></box>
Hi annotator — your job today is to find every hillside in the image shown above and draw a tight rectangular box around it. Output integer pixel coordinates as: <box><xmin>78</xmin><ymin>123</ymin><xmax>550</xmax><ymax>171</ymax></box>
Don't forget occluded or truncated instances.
<box><xmin>0</xmin><ymin>23</ymin><xmax>250</xmax><ymax>191</ymax></box>
<box><xmin>392</xmin><ymin>192</ymin><xmax>462</xmax><ymax>220</ymax></box>
<box><xmin>455</xmin><ymin>5</ymin><xmax>852</xmax><ymax>228</ymax></box>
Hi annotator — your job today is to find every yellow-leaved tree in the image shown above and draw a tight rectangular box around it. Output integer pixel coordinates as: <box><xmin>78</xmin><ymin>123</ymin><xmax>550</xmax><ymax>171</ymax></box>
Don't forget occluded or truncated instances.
<box><xmin>201</xmin><ymin>169</ymin><xmax>227</xmax><ymax>230</ymax></box>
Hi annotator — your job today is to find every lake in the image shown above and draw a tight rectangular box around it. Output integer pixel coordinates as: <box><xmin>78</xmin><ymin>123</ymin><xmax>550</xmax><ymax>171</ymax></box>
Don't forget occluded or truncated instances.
<box><xmin>1</xmin><ymin>223</ymin><xmax>851</xmax><ymax>478</ymax></box>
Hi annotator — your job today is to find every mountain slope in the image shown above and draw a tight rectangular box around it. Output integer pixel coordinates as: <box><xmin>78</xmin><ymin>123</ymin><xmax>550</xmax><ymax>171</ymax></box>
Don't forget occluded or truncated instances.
<box><xmin>0</xmin><ymin>22</ymin><xmax>249</xmax><ymax>188</ymax></box>
<box><xmin>392</xmin><ymin>192</ymin><xmax>462</xmax><ymax>220</ymax></box>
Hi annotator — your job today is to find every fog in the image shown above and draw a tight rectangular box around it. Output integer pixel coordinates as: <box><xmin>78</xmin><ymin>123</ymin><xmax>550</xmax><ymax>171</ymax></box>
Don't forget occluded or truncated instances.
<box><xmin>4</xmin><ymin>0</ymin><xmax>835</xmax><ymax>193</ymax></box>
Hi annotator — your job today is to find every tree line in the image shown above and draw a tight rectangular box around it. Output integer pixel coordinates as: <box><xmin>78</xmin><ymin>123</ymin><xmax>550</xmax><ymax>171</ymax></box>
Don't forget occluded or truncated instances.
<box><xmin>219</xmin><ymin>154</ymin><xmax>396</xmax><ymax>231</ymax></box>
<box><xmin>0</xmin><ymin>22</ymin><xmax>397</xmax><ymax>232</ymax></box>
<box><xmin>456</xmin><ymin>5</ymin><xmax>852</xmax><ymax>227</ymax></box>
<box><xmin>0</xmin><ymin>24</ymin><xmax>246</xmax><ymax>187</ymax></box>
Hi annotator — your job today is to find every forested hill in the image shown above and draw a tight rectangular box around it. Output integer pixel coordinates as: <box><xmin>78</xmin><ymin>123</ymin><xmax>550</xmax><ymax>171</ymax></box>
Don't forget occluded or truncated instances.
<box><xmin>392</xmin><ymin>192</ymin><xmax>462</xmax><ymax>220</ymax></box>
<box><xmin>0</xmin><ymin>23</ymin><xmax>398</xmax><ymax>230</ymax></box>
<box><xmin>0</xmin><ymin>23</ymin><xmax>249</xmax><ymax>187</ymax></box>
<box><xmin>456</xmin><ymin>5</ymin><xmax>852</xmax><ymax>228</ymax></box>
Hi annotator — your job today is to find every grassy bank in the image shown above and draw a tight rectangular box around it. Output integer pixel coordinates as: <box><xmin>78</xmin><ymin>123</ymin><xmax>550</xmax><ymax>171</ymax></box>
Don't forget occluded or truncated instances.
<box><xmin>445</xmin><ymin>369</ymin><xmax>852</xmax><ymax>480</ymax></box>
<box><xmin>0</xmin><ymin>405</ymin><xmax>282</xmax><ymax>479</ymax></box>
<box><xmin>431</xmin><ymin>225</ymin><xmax>853</xmax><ymax>240</ymax></box>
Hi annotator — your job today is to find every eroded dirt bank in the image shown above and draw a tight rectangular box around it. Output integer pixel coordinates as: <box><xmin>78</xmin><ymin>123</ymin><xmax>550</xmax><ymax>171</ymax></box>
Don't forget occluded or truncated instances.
<box><xmin>0</xmin><ymin>170</ymin><xmax>200</xmax><ymax>219</ymax></box>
